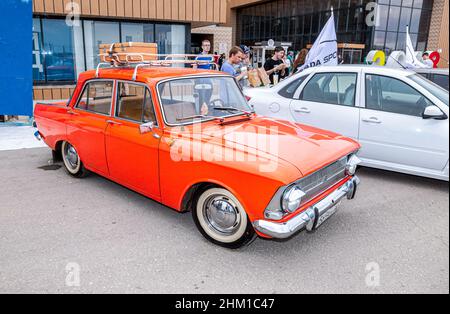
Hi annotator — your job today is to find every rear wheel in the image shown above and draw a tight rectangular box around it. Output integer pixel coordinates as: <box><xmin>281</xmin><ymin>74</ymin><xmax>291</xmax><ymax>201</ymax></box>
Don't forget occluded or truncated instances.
<box><xmin>192</xmin><ymin>187</ymin><xmax>256</xmax><ymax>249</ymax></box>
<box><xmin>61</xmin><ymin>141</ymin><xmax>88</xmax><ymax>178</ymax></box>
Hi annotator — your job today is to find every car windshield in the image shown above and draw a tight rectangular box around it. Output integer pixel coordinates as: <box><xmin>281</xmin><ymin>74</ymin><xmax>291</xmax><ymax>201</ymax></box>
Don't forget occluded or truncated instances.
<box><xmin>409</xmin><ymin>74</ymin><xmax>449</xmax><ymax>106</ymax></box>
<box><xmin>158</xmin><ymin>76</ymin><xmax>252</xmax><ymax>125</ymax></box>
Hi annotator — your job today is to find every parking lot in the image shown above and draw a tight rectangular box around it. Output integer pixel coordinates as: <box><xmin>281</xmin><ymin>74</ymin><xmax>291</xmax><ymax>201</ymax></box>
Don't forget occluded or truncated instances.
<box><xmin>0</xmin><ymin>147</ymin><xmax>448</xmax><ymax>294</ymax></box>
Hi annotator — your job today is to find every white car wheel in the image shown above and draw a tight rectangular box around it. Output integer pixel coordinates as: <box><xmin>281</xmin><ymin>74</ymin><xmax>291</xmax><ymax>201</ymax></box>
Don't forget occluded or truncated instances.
<box><xmin>61</xmin><ymin>141</ymin><xmax>88</xmax><ymax>178</ymax></box>
<box><xmin>194</xmin><ymin>188</ymin><xmax>255</xmax><ymax>248</ymax></box>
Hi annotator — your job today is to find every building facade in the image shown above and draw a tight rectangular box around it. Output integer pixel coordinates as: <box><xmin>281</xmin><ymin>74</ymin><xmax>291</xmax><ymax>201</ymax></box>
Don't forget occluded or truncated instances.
<box><xmin>32</xmin><ymin>0</ymin><xmax>227</xmax><ymax>101</ymax></box>
<box><xmin>229</xmin><ymin>0</ymin><xmax>449</xmax><ymax>66</ymax></box>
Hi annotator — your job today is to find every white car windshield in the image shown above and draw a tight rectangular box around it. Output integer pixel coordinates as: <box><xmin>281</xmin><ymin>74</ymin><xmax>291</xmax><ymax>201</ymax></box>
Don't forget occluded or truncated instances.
<box><xmin>158</xmin><ymin>76</ymin><xmax>252</xmax><ymax>125</ymax></box>
<box><xmin>409</xmin><ymin>74</ymin><xmax>449</xmax><ymax>106</ymax></box>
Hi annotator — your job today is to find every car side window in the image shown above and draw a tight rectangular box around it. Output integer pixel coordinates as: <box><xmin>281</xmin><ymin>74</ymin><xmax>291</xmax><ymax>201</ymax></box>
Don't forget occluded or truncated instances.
<box><xmin>432</xmin><ymin>74</ymin><xmax>449</xmax><ymax>91</ymax></box>
<box><xmin>116</xmin><ymin>82</ymin><xmax>157</xmax><ymax>124</ymax></box>
<box><xmin>278</xmin><ymin>75</ymin><xmax>308</xmax><ymax>99</ymax></box>
<box><xmin>77</xmin><ymin>81</ymin><xmax>113</xmax><ymax>115</ymax></box>
<box><xmin>365</xmin><ymin>74</ymin><xmax>433</xmax><ymax>117</ymax></box>
<box><xmin>300</xmin><ymin>73</ymin><xmax>357</xmax><ymax>106</ymax></box>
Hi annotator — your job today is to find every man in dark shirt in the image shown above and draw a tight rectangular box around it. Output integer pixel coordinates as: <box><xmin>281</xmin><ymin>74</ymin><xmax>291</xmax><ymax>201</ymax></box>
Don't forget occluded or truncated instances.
<box><xmin>264</xmin><ymin>46</ymin><xmax>288</xmax><ymax>84</ymax></box>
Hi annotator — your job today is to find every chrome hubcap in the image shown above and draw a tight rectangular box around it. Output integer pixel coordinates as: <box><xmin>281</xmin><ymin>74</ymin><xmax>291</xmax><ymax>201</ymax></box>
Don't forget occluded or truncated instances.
<box><xmin>65</xmin><ymin>144</ymin><xmax>79</xmax><ymax>170</ymax></box>
<box><xmin>203</xmin><ymin>195</ymin><xmax>241</xmax><ymax>235</ymax></box>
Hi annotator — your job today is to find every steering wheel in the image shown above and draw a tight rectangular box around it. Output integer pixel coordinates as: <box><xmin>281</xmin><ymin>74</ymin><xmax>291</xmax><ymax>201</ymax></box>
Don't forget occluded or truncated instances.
<box><xmin>209</xmin><ymin>99</ymin><xmax>226</xmax><ymax>108</ymax></box>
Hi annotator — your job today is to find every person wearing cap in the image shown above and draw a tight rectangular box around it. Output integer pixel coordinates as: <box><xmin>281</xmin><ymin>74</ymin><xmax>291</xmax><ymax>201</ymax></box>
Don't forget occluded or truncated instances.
<box><xmin>236</xmin><ymin>45</ymin><xmax>252</xmax><ymax>87</ymax></box>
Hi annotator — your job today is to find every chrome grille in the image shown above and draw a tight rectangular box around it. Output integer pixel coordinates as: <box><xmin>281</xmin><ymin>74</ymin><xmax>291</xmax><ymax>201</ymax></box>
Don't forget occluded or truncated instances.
<box><xmin>297</xmin><ymin>156</ymin><xmax>348</xmax><ymax>205</ymax></box>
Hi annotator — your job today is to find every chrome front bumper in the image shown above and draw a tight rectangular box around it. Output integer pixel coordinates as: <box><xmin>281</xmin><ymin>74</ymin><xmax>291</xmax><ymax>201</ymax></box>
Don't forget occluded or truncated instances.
<box><xmin>253</xmin><ymin>176</ymin><xmax>360</xmax><ymax>239</ymax></box>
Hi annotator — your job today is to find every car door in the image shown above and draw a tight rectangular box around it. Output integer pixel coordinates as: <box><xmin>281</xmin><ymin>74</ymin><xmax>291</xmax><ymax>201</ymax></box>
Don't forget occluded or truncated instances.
<box><xmin>289</xmin><ymin>71</ymin><xmax>361</xmax><ymax>140</ymax></box>
<box><xmin>105</xmin><ymin>81</ymin><xmax>161</xmax><ymax>199</ymax></box>
<box><xmin>359</xmin><ymin>73</ymin><xmax>449</xmax><ymax>172</ymax></box>
<box><xmin>67</xmin><ymin>80</ymin><xmax>114</xmax><ymax>175</ymax></box>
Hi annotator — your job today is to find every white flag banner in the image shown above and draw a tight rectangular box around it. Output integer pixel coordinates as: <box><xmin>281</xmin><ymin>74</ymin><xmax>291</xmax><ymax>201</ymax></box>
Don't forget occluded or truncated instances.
<box><xmin>405</xmin><ymin>26</ymin><xmax>428</xmax><ymax>69</ymax></box>
<box><xmin>300</xmin><ymin>12</ymin><xmax>338</xmax><ymax>71</ymax></box>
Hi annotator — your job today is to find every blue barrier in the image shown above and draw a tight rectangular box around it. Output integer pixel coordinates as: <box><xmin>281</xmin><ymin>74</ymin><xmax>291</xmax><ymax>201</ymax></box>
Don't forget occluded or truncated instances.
<box><xmin>0</xmin><ymin>0</ymin><xmax>32</xmax><ymax>116</ymax></box>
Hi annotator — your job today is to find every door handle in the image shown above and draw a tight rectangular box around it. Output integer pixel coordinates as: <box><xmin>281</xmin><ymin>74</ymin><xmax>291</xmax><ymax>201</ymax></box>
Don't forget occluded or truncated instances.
<box><xmin>362</xmin><ymin>117</ymin><xmax>382</xmax><ymax>124</ymax></box>
<box><xmin>294</xmin><ymin>107</ymin><xmax>311</xmax><ymax>113</ymax></box>
<box><xmin>106</xmin><ymin>120</ymin><xmax>122</xmax><ymax>126</ymax></box>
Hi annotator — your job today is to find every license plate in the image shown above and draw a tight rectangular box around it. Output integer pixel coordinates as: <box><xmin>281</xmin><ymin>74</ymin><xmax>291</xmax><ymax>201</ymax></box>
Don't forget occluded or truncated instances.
<box><xmin>315</xmin><ymin>204</ymin><xmax>339</xmax><ymax>229</ymax></box>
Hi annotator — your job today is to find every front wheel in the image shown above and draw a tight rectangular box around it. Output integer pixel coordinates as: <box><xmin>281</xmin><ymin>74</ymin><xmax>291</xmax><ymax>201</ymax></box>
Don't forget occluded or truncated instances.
<box><xmin>61</xmin><ymin>141</ymin><xmax>88</xmax><ymax>178</ymax></box>
<box><xmin>192</xmin><ymin>188</ymin><xmax>256</xmax><ymax>249</ymax></box>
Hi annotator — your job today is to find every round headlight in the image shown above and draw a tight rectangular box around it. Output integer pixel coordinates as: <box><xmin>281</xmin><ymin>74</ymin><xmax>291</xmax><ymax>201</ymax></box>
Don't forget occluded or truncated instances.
<box><xmin>282</xmin><ymin>186</ymin><xmax>305</xmax><ymax>213</ymax></box>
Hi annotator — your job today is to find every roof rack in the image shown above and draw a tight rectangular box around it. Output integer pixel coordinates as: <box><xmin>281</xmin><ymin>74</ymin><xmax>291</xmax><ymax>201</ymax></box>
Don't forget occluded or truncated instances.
<box><xmin>95</xmin><ymin>53</ymin><xmax>218</xmax><ymax>80</ymax></box>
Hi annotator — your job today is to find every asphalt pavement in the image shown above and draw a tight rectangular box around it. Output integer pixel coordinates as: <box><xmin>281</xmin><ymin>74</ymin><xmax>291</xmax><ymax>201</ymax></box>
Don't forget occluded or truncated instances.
<box><xmin>0</xmin><ymin>147</ymin><xmax>448</xmax><ymax>294</ymax></box>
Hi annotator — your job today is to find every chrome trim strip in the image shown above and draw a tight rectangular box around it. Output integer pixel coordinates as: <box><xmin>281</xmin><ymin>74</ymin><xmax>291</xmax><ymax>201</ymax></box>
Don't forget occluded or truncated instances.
<box><xmin>254</xmin><ymin>176</ymin><xmax>360</xmax><ymax>239</ymax></box>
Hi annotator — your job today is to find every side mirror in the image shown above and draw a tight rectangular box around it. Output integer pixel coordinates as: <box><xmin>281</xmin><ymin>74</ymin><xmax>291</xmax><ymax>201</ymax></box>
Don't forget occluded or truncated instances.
<box><xmin>139</xmin><ymin>121</ymin><xmax>155</xmax><ymax>134</ymax></box>
<box><xmin>422</xmin><ymin>106</ymin><xmax>448</xmax><ymax>120</ymax></box>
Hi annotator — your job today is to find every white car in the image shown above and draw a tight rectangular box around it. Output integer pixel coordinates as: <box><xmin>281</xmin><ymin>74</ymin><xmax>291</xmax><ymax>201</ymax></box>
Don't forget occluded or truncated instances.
<box><xmin>245</xmin><ymin>65</ymin><xmax>449</xmax><ymax>181</ymax></box>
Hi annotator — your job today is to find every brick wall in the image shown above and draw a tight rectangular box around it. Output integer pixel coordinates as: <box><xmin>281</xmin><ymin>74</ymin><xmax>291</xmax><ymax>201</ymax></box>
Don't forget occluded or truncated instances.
<box><xmin>192</xmin><ymin>25</ymin><xmax>233</xmax><ymax>54</ymax></box>
<box><xmin>33</xmin><ymin>86</ymin><xmax>76</xmax><ymax>101</ymax></box>
<box><xmin>427</xmin><ymin>0</ymin><xmax>449</xmax><ymax>68</ymax></box>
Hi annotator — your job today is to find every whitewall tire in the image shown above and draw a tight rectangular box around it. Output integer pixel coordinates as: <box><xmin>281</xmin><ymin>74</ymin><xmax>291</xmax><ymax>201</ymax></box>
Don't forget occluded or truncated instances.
<box><xmin>193</xmin><ymin>187</ymin><xmax>255</xmax><ymax>249</ymax></box>
<box><xmin>61</xmin><ymin>141</ymin><xmax>88</xmax><ymax>178</ymax></box>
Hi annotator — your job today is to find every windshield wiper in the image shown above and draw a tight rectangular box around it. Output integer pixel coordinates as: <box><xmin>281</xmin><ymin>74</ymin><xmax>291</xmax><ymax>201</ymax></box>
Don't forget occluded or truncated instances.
<box><xmin>213</xmin><ymin>107</ymin><xmax>255</xmax><ymax>116</ymax></box>
<box><xmin>176</xmin><ymin>115</ymin><xmax>217</xmax><ymax>122</ymax></box>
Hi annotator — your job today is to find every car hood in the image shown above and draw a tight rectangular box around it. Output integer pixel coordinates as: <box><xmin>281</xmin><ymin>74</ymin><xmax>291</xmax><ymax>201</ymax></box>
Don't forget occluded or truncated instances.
<box><xmin>184</xmin><ymin>116</ymin><xmax>360</xmax><ymax>178</ymax></box>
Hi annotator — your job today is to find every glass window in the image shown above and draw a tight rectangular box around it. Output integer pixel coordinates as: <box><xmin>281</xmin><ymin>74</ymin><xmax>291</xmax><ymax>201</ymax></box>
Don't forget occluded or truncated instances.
<box><xmin>409</xmin><ymin>74</ymin><xmax>449</xmax><ymax>105</ymax></box>
<box><xmin>122</xmin><ymin>23</ymin><xmax>144</xmax><ymax>42</ymax></box>
<box><xmin>42</xmin><ymin>19</ymin><xmax>76</xmax><ymax>82</ymax></box>
<box><xmin>278</xmin><ymin>74</ymin><xmax>309</xmax><ymax>98</ymax></box>
<box><xmin>385</xmin><ymin>32</ymin><xmax>398</xmax><ymax>53</ymax></box>
<box><xmin>77</xmin><ymin>81</ymin><xmax>113</xmax><ymax>115</ymax></box>
<box><xmin>84</xmin><ymin>21</ymin><xmax>120</xmax><ymax>69</ymax></box>
<box><xmin>399</xmin><ymin>7</ymin><xmax>412</xmax><ymax>31</ymax></box>
<box><xmin>32</xmin><ymin>18</ymin><xmax>44</xmax><ymax>82</ymax></box>
<box><xmin>431</xmin><ymin>75</ymin><xmax>449</xmax><ymax>92</ymax></box>
<box><xmin>375</xmin><ymin>5</ymin><xmax>389</xmax><ymax>31</ymax></box>
<box><xmin>155</xmin><ymin>24</ymin><xmax>186</xmax><ymax>55</ymax></box>
<box><xmin>365</xmin><ymin>74</ymin><xmax>433</xmax><ymax>116</ymax></box>
<box><xmin>373</xmin><ymin>31</ymin><xmax>386</xmax><ymax>48</ymax></box>
<box><xmin>301</xmin><ymin>73</ymin><xmax>357</xmax><ymax>106</ymax></box>
<box><xmin>410</xmin><ymin>9</ymin><xmax>422</xmax><ymax>33</ymax></box>
<box><xmin>116</xmin><ymin>82</ymin><xmax>156</xmax><ymax>123</ymax></box>
<box><xmin>396</xmin><ymin>32</ymin><xmax>406</xmax><ymax>51</ymax></box>
<box><xmin>121</xmin><ymin>23</ymin><xmax>155</xmax><ymax>43</ymax></box>
<box><xmin>387</xmin><ymin>6</ymin><xmax>401</xmax><ymax>31</ymax></box>
<box><xmin>158</xmin><ymin>77</ymin><xmax>251</xmax><ymax>125</ymax></box>
<box><xmin>403</xmin><ymin>0</ymin><xmax>414</xmax><ymax>7</ymax></box>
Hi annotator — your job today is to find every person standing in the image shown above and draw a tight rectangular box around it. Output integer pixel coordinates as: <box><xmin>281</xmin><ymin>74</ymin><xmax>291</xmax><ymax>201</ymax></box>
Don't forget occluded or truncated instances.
<box><xmin>221</xmin><ymin>47</ymin><xmax>247</xmax><ymax>82</ymax></box>
<box><xmin>196</xmin><ymin>40</ymin><xmax>215</xmax><ymax>70</ymax></box>
<box><xmin>264</xmin><ymin>46</ymin><xmax>288</xmax><ymax>84</ymax></box>
<box><xmin>236</xmin><ymin>45</ymin><xmax>252</xmax><ymax>87</ymax></box>
<box><xmin>287</xmin><ymin>51</ymin><xmax>295</xmax><ymax>73</ymax></box>
<box><xmin>422</xmin><ymin>52</ymin><xmax>434</xmax><ymax>68</ymax></box>
<box><xmin>292</xmin><ymin>48</ymin><xmax>309</xmax><ymax>74</ymax></box>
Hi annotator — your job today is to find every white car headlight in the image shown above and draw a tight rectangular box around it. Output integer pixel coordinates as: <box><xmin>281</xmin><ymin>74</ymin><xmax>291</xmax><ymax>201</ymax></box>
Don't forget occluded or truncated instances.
<box><xmin>282</xmin><ymin>186</ymin><xmax>306</xmax><ymax>213</ymax></box>
<box><xmin>346</xmin><ymin>154</ymin><xmax>362</xmax><ymax>176</ymax></box>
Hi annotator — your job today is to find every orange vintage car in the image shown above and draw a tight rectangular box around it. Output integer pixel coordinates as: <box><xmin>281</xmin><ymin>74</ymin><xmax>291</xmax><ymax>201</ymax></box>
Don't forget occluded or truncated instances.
<box><xmin>34</xmin><ymin>65</ymin><xmax>361</xmax><ymax>248</ymax></box>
